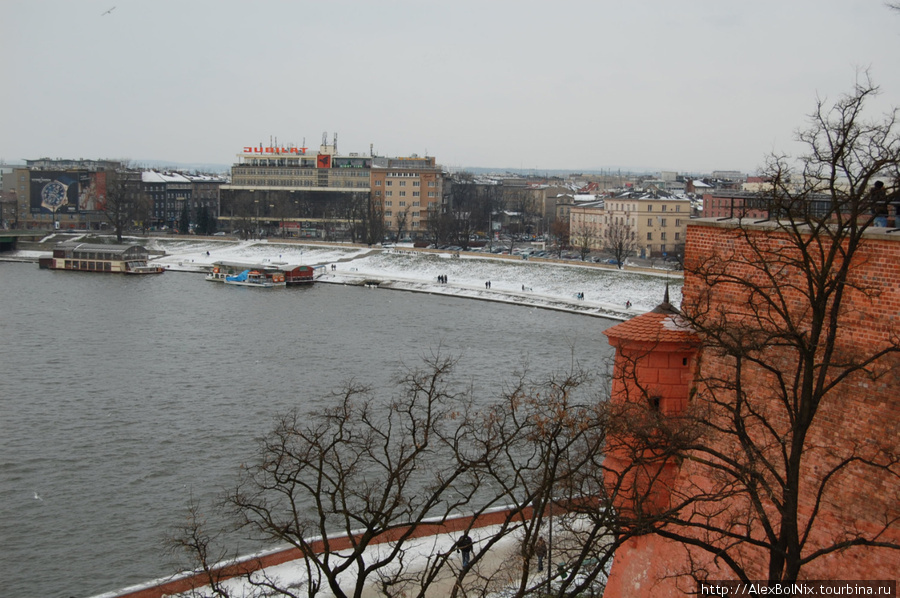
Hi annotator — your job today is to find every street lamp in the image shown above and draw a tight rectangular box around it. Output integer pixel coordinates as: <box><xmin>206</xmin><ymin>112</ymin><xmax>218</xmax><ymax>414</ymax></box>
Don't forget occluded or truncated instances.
<box><xmin>254</xmin><ymin>198</ymin><xmax>259</xmax><ymax>238</ymax></box>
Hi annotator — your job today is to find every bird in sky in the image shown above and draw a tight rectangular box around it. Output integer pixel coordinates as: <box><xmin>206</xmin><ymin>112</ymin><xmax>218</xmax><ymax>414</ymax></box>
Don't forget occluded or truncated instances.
<box><xmin>102</xmin><ymin>6</ymin><xmax>116</xmax><ymax>16</ymax></box>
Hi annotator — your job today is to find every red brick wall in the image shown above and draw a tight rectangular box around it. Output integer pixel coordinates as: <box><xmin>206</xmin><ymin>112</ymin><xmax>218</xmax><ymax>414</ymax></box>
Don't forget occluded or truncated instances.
<box><xmin>606</xmin><ymin>220</ymin><xmax>900</xmax><ymax>595</ymax></box>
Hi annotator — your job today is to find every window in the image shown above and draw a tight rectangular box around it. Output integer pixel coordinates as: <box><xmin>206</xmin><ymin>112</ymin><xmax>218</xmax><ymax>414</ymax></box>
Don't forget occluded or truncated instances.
<box><xmin>385</xmin><ymin>201</ymin><xmax>392</xmax><ymax>206</ymax></box>
<box><xmin>399</xmin><ymin>191</ymin><xmax>406</xmax><ymax>197</ymax></box>
<box><xmin>400</xmin><ymin>181</ymin><xmax>406</xmax><ymax>186</ymax></box>
<box><xmin>675</xmin><ymin>219</ymin><xmax>681</xmax><ymax>227</ymax></box>
<box><xmin>647</xmin><ymin>205</ymin><xmax>653</xmax><ymax>212</ymax></box>
<box><xmin>676</xmin><ymin>205</ymin><xmax>681</xmax><ymax>212</ymax></box>
<box><xmin>647</xmin><ymin>232</ymin><xmax>653</xmax><ymax>240</ymax></box>
<box><xmin>675</xmin><ymin>232</ymin><xmax>681</xmax><ymax>240</ymax></box>
<box><xmin>413</xmin><ymin>201</ymin><xmax>420</xmax><ymax>206</ymax></box>
<box><xmin>648</xmin><ymin>218</ymin><xmax>653</xmax><ymax>226</ymax></box>
<box><xmin>386</xmin><ymin>191</ymin><xmax>393</xmax><ymax>197</ymax></box>
<box><xmin>413</xmin><ymin>181</ymin><xmax>420</xmax><ymax>187</ymax></box>
<box><xmin>386</xmin><ymin>181</ymin><xmax>392</xmax><ymax>186</ymax></box>
<box><xmin>428</xmin><ymin>181</ymin><xmax>436</xmax><ymax>187</ymax></box>
<box><xmin>662</xmin><ymin>204</ymin><xmax>667</xmax><ymax>212</ymax></box>
<box><xmin>385</xmin><ymin>211</ymin><xmax>392</xmax><ymax>217</ymax></box>
<box><xmin>661</xmin><ymin>232</ymin><xmax>667</xmax><ymax>240</ymax></box>
<box><xmin>413</xmin><ymin>191</ymin><xmax>420</xmax><ymax>197</ymax></box>
<box><xmin>660</xmin><ymin>218</ymin><xmax>667</xmax><ymax>226</ymax></box>
<box><xmin>375</xmin><ymin>180</ymin><xmax>382</xmax><ymax>186</ymax></box>
<box><xmin>428</xmin><ymin>192</ymin><xmax>436</xmax><ymax>197</ymax></box>
<box><xmin>399</xmin><ymin>201</ymin><xmax>406</xmax><ymax>207</ymax></box>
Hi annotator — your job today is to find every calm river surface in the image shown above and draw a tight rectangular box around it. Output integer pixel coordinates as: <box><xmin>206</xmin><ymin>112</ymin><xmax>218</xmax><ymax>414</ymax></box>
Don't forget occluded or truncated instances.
<box><xmin>0</xmin><ymin>261</ymin><xmax>617</xmax><ymax>598</ymax></box>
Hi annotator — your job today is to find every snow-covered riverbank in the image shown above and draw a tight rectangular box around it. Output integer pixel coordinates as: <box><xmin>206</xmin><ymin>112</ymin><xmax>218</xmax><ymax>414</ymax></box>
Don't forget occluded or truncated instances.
<box><xmin>7</xmin><ymin>235</ymin><xmax>683</xmax><ymax>320</ymax></box>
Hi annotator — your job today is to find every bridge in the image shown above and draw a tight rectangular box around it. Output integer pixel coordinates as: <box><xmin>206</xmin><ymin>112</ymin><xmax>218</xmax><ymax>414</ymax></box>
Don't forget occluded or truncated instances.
<box><xmin>0</xmin><ymin>230</ymin><xmax>53</xmax><ymax>251</ymax></box>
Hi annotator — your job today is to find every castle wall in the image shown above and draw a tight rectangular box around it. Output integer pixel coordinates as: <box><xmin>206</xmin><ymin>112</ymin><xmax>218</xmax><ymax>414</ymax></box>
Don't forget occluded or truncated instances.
<box><xmin>605</xmin><ymin>220</ymin><xmax>900</xmax><ymax>595</ymax></box>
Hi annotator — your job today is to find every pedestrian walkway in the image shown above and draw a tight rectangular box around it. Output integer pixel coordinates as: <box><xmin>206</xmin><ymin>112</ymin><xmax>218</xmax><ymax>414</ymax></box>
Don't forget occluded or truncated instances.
<box><xmin>320</xmin><ymin>270</ymin><xmax>638</xmax><ymax>321</ymax></box>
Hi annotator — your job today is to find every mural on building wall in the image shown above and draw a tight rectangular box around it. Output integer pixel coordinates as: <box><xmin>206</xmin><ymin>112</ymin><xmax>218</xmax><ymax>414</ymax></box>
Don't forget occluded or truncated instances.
<box><xmin>30</xmin><ymin>171</ymin><xmax>106</xmax><ymax>213</ymax></box>
<box><xmin>78</xmin><ymin>171</ymin><xmax>106</xmax><ymax>211</ymax></box>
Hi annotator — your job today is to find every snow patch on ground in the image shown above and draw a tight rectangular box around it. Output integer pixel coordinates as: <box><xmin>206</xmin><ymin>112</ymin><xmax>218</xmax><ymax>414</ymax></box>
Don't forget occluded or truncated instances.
<box><xmin>5</xmin><ymin>237</ymin><xmax>683</xmax><ymax>319</ymax></box>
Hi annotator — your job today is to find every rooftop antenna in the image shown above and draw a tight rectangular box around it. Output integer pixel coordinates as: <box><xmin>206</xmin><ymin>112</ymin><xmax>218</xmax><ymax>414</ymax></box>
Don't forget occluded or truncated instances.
<box><xmin>333</xmin><ymin>132</ymin><xmax>338</xmax><ymax>155</ymax></box>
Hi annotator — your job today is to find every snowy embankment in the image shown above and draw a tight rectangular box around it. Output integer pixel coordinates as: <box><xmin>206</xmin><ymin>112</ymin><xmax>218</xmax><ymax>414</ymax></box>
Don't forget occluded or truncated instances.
<box><xmin>8</xmin><ymin>236</ymin><xmax>683</xmax><ymax>319</ymax></box>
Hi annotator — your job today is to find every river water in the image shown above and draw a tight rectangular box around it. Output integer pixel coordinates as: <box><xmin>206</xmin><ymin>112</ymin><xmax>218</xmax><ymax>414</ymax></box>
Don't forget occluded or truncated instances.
<box><xmin>0</xmin><ymin>261</ymin><xmax>617</xmax><ymax>598</ymax></box>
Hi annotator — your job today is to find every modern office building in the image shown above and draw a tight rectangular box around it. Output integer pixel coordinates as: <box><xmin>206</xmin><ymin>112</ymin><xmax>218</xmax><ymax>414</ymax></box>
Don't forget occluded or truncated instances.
<box><xmin>221</xmin><ymin>137</ymin><xmax>443</xmax><ymax>240</ymax></box>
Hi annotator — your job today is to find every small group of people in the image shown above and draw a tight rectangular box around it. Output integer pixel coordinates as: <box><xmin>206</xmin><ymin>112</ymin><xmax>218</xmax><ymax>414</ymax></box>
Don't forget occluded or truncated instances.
<box><xmin>484</xmin><ymin>280</ymin><xmax>492</xmax><ymax>289</ymax></box>
<box><xmin>575</xmin><ymin>292</ymin><xmax>585</xmax><ymax>300</ymax></box>
<box><xmin>454</xmin><ymin>532</ymin><xmax>548</xmax><ymax>572</ymax></box>
<box><xmin>330</xmin><ymin>263</ymin><xmax>337</xmax><ymax>271</ymax></box>
<box><xmin>625</xmin><ymin>300</ymin><xmax>632</xmax><ymax>309</ymax></box>
<box><xmin>438</xmin><ymin>274</ymin><xmax>449</xmax><ymax>284</ymax></box>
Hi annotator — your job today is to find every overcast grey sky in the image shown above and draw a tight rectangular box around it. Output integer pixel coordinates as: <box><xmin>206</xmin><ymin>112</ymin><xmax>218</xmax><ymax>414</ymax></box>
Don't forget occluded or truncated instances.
<box><xmin>2</xmin><ymin>1</ymin><xmax>898</xmax><ymax>174</ymax></box>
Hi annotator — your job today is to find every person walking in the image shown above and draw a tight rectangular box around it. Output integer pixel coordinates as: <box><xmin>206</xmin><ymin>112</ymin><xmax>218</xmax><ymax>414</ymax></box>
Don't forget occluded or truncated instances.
<box><xmin>535</xmin><ymin>536</ymin><xmax>547</xmax><ymax>572</ymax></box>
<box><xmin>456</xmin><ymin>533</ymin><xmax>473</xmax><ymax>568</ymax></box>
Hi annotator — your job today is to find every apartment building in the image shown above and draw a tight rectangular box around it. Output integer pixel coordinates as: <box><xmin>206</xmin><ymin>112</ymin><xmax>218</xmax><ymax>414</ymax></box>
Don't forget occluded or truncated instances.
<box><xmin>570</xmin><ymin>195</ymin><xmax>691</xmax><ymax>258</ymax></box>
<box><xmin>371</xmin><ymin>155</ymin><xmax>442</xmax><ymax>239</ymax></box>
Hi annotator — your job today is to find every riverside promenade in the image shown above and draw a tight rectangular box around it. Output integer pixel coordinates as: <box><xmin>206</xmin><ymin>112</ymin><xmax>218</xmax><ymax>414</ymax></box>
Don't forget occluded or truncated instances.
<box><xmin>94</xmin><ymin>506</ymin><xmax>559</xmax><ymax>598</ymax></box>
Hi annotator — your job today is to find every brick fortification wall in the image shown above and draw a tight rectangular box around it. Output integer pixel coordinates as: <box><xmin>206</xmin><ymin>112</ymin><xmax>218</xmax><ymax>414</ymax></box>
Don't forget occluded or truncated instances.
<box><xmin>604</xmin><ymin>220</ymin><xmax>900</xmax><ymax>596</ymax></box>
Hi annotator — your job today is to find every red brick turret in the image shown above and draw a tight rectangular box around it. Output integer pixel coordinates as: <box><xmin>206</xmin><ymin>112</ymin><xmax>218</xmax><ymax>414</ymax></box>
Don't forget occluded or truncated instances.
<box><xmin>602</xmin><ymin>289</ymin><xmax>700</xmax><ymax>596</ymax></box>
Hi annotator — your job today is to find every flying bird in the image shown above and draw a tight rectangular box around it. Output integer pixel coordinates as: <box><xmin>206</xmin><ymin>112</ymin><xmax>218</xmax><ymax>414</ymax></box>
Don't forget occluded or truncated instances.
<box><xmin>33</xmin><ymin>491</ymin><xmax>43</xmax><ymax>501</ymax></box>
<box><xmin>102</xmin><ymin>6</ymin><xmax>116</xmax><ymax>16</ymax></box>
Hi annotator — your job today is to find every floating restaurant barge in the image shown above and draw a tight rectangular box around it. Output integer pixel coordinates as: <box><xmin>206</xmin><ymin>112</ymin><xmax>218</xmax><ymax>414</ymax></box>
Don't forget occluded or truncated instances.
<box><xmin>39</xmin><ymin>242</ymin><xmax>165</xmax><ymax>274</ymax></box>
<box><xmin>206</xmin><ymin>261</ymin><xmax>324</xmax><ymax>286</ymax></box>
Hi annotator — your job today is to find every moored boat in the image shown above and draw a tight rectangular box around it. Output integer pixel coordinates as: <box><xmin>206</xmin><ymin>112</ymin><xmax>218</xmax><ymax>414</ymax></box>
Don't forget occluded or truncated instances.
<box><xmin>223</xmin><ymin>269</ymin><xmax>284</xmax><ymax>288</ymax></box>
<box><xmin>207</xmin><ymin>261</ymin><xmax>323</xmax><ymax>285</ymax></box>
<box><xmin>42</xmin><ymin>242</ymin><xmax>165</xmax><ymax>274</ymax></box>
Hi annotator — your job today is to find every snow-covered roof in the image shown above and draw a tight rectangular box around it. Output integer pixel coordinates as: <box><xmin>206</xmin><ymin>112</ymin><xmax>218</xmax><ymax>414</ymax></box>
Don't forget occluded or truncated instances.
<box><xmin>141</xmin><ymin>171</ymin><xmax>192</xmax><ymax>184</ymax></box>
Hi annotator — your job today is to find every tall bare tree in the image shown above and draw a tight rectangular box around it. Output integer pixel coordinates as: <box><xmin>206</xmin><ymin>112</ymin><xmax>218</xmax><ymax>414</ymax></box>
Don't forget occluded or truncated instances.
<box><xmin>639</xmin><ymin>76</ymin><xmax>900</xmax><ymax>584</ymax></box>
<box><xmin>102</xmin><ymin>169</ymin><xmax>140</xmax><ymax>243</ymax></box>
<box><xmin>601</xmin><ymin>220</ymin><xmax>637</xmax><ymax>269</ymax></box>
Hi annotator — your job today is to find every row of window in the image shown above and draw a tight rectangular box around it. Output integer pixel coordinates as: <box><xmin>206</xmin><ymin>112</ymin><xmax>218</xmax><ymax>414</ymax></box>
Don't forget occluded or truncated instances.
<box><xmin>375</xmin><ymin>179</ymin><xmax>437</xmax><ymax>186</ymax></box>
<box><xmin>646</xmin><ymin>232</ymin><xmax>681</xmax><ymax>240</ymax></box>
<box><xmin>376</xmin><ymin>191</ymin><xmax>437</xmax><ymax>198</ymax></box>
<box><xmin>235</xmin><ymin>179</ymin><xmax>369</xmax><ymax>188</ymax></box>
<box><xmin>384</xmin><ymin>211</ymin><xmax>423</xmax><ymax>218</ymax></box>
<box><xmin>646</xmin><ymin>218</ymin><xmax>683</xmax><ymax>227</ymax></box>
<box><xmin>384</xmin><ymin>201</ymin><xmax>423</xmax><ymax>207</ymax></box>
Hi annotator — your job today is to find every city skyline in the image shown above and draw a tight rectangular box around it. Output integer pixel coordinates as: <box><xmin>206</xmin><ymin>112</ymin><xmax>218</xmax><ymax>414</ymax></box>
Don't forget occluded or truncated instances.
<box><xmin>2</xmin><ymin>1</ymin><xmax>898</xmax><ymax>174</ymax></box>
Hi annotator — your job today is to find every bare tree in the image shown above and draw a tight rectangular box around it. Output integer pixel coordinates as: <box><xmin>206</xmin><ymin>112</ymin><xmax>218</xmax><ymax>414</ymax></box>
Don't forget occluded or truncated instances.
<box><xmin>601</xmin><ymin>220</ymin><xmax>637</xmax><ymax>269</ymax></box>
<box><xmin>641</xmin><ymin>76</ymin><xmax>900</xmax><ymax>584</ymax></box>
<box><xmin>394</xmin><ymin>205</ymin><xmax>410</xmax><ymax>243</ymax></box>
<box><xmin>549</xmin><ymin>219</ymin><xmax>569</xmax><ymax>258</ymax></box>
<box><xmin>168</xmin><ymin>351</ymin><xmax>669</xmax><ymax>598</ymax></box>
<box><xmin>570</xmin><ymin>222</ymin><xmax>600</xmax><ymax>261</ymax></box>
<box><xmin>226</xmin><ymin>353</ymin><xmax>489</xmax><ymax>598</ymax></box>
<box><xmin>102</xmin><ymin>169</ymin><xmax>140</xmax><ymax>242</ymax></box>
